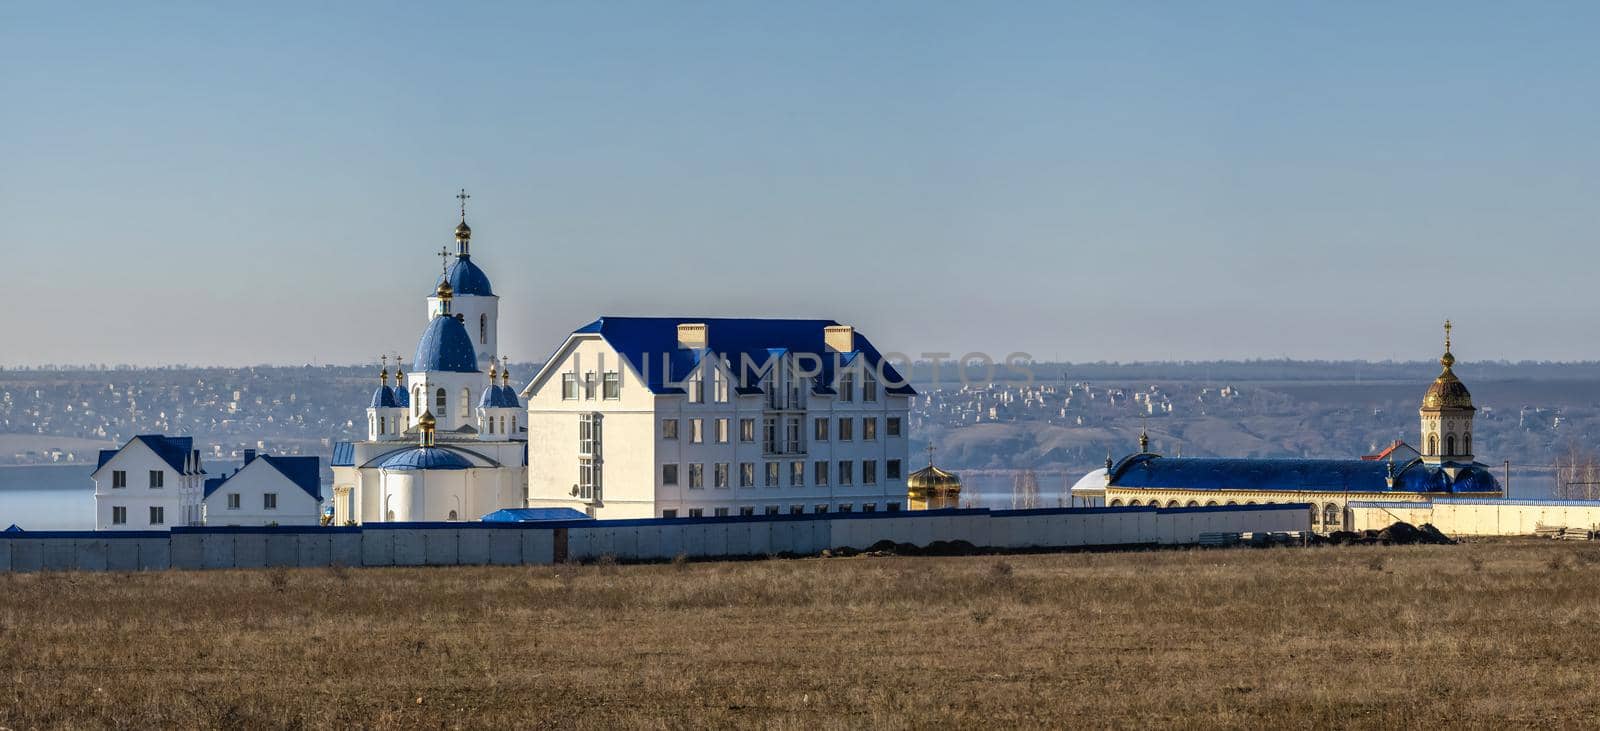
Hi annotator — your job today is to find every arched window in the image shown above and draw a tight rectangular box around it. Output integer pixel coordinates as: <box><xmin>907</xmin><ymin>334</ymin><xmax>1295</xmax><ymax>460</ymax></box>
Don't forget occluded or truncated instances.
<box><xmin>435</xmin><ymin>388</ymin><xmax>447</xmax><ymax>412</ymax></box>
<box><xmin>1310</xmin><ymin>506</ymin><xmax>1320</xmax><ymax>526</ymax></box>
<box><xmin>1186</xmin><ymin>500</ymin><xmax>1199</xmax><ymax>507</ymax></box>
<box><xmin>1128</xmin><ymin>499</ymin><xmax>1141</xmax><ymax>506</ymax></box>
<box><xmin>379</xmin><ymin>416</ymin><xmax>386</xmax><ymax>435</ymax></box>
<box><xmin>1246</xmin><ymin>500</ymin><xmax>1257</xmax><ymax>505</ymax></box>
<box><xmin>1226</xmin><ymin>500</ymin><xmax>1238</xmax><ymax>506</ymax></box>
<box><xmin>1109</xmin><ymin>499</ymin><xmax>1123</xmax><ymax>507</ymax></box>
<box><xmin>1324</xmin><ymin>503</ymin><xmax>1341</xmax><ymax>528</ymax></box>
<box><xmin>448</xmin><ymin>510</ymin><xmax>459</xmax><ymax>521</ymax></box>
<box><xmin>1205</xmin><ymin>500</ymin><xmax>1218</xmax><ymax>507</ymax></box>
<box><xmin>1427</xmin><ymin>435</ymin><xmax>1438</xmax><ymax>455</ymax></box>
<box><xmin>1446</xmin><ymin>435</ymin><xmax>1457</xmax><ymax>455</ymax></box>
<box><xmin>479</xmin><ymin>314</ymin><xmax>488</xmax><ymax>344</ymax></box>
<box><xmin>386</xmin><ymin>510</ymin><xmax>395</xmax><ymax>522</ymax></box>
<box><xmin>1464</xmin><ymin>435</ymin><xmax>1471</xmax><ymax>454</ymax></box>
<box><xmin>460</xmin><ymin>388</ymin><xmax>471</xmax><ymax>418</ymax></box>
<box><xmin>414</xmin><ymin>387</ymin><xmax>423</xmax><ymax>416</ymax></box>
<box><xmin>1166</xmin><ymin>500</ymin><xmax>1180</xmax><ymax>508</ymax></box>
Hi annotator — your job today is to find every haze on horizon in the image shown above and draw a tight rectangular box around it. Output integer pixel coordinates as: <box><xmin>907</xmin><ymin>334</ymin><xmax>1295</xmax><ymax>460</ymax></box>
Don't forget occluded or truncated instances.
<box><xmin>3</xmin><ymin>2</ymin><xmax>1597</xmax><ymax>368</ymax></box>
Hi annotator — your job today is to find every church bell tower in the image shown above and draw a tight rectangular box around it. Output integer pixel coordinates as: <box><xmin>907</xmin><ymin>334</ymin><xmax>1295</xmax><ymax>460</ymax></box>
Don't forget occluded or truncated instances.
<box><xmin>1419</xmin><ymin>320</ymin><xmax>1475</xmax><ymax>465</ymax></box>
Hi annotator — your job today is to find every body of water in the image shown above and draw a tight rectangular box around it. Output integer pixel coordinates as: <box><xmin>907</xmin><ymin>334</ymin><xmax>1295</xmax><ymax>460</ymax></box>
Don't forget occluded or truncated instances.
<box><xmin>0</xmin><ymin>465</ymin><xmax>96</xmax><ymax>531</ymax></box>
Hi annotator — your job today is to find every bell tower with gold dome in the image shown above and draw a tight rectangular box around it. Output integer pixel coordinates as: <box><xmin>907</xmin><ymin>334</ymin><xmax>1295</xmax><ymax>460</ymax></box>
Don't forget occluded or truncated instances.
<box><xmin>1419</xmin><ymin>320</ymin><xmax>1475</xmax><ymax>465</ymax></box>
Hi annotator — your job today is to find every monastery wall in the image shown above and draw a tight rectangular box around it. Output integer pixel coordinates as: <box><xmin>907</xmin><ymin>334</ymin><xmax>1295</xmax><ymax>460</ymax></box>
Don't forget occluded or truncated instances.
<box><xmin>1350</xmin><ymin>498</ymin><xmax>1600</xmax><ymax>536</ymax></box>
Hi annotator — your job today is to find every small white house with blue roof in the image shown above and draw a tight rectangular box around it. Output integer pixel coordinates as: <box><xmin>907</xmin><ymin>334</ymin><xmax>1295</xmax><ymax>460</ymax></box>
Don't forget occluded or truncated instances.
<box><xmin>201</xmin><ymin>450</ymin><xmax>323</xmax><ymax>526</ymax></box>
<box><xmin>92</xmin><ymin>434</ymin><xmax>206</xmax><ymax>530</ymax></box>
<box><xmin>523</xmin><ymin>317</ymin><xmax>915</xmax><ymax>519</ymax></box>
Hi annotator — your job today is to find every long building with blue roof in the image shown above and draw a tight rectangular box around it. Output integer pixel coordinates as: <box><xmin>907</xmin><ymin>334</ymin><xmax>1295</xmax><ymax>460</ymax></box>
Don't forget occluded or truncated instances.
<box><xmin>524</xmin><ymin>317</ymin><xmax>915</xmax><ymax>519</ymax></box>
<box><xmin>1072</xmin><ymin>323</ymin><xmax>1503</xmax><ymax>532</ymax></box>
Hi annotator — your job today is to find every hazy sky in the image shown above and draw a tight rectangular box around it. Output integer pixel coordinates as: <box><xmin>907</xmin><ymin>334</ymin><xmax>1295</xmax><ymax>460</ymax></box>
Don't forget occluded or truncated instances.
<box><xmin>3</xmin><ymin>2</ymin><xmax>1597</xmax><ymax>366</ymax></box>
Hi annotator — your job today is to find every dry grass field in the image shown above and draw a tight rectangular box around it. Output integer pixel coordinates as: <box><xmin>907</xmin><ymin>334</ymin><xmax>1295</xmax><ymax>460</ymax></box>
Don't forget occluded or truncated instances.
<box><xmin>5</xmin><ymin>541</ymin><xmax>1600</xmax><ymax>728</ymax></box>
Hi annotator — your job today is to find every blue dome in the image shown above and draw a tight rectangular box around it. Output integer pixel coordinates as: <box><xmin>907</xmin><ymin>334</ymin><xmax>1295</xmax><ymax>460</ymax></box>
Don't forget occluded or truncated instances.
<box><xmin>370</xmin><ymin>385</ymin><xmax>398</xmax><ymax>409</ymax></box>
<box><xmin>478</xmin><ymin>384</ymin><xmax>521</xmax><ymax>409</ymax></box>
<box><xmin>413</xmin><ymin>315</ymin><xmax>480</xmax><ymax>373</ymax></box>
<box><xmin>394</xmin><ymin>384</ymin><xmax>411</xmax><ymax>407</ymax></box>
<box><xmin>499</xmin><ymin>385</ymin><xmax>522</xmax><ymax>408</ymax></box>
<box><xmin>375</xmin><ymin>447</ymin><xmax>474</xmax><ymax>471</ymax></box>
<box><xmin>438</xmin><ymin>256</ymin><xmax>494</xmax><ymax>297</ymax></box>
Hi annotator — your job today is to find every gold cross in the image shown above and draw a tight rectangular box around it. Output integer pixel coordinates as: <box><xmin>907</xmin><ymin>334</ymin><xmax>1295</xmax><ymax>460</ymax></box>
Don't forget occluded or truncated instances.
<box><xmin>1444</xmin><ymin>319</ymin><xmax>1452</xmax><ymax>351</ymax></box>
<box><xmin>456</xmin><ymin>188</ymin><xmax>470</xmax><ymax>220</ymax></box>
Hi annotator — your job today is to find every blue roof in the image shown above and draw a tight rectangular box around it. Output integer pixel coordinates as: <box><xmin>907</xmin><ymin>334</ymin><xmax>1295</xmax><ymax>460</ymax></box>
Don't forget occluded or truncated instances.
<box><xmin>1108</xmin><ymin>454</ymin><xmax>1502</xmax><ymax>494</ymax></box>
<box><xmin>203</xmin><ymin>454</ymin><xmax>322</xmax><ymax>501</ymax></box>
<box><xmin>413</xmin><ymin>313</ymin><xmax>480</xmax><ymax>373</ymax></box>
<box><xmin>394</xmin><ymin>384</ymin><xmax>410</xmax><ymax>407</ymax></box>
<box><xmin>375</xmin><ymin>447</ymin><xmax>475</xmax><ymax>471</ymax></box>
<box><xmin>478</xmin><ymin>384</ymin><xmax>520</xmax><ymax>409</ymax></box>
<box><xmin>437</xmin><ymin>256</ymin><xmax>494</xmax><ymax>297</ymax></box>
<box><xmin>331</xmin><ymin>441</ymin><xmax>354</xmax><ymax>467</ymax></box>
<box><xmin>4</xmin><ymin>524</ymin><xmax>22</xmax><ymax>533</ymax></box>
<box><xmin>481</xmin><ymin>507</ymin><xmax>592</xmax><ymax>522</ymax></box>
<box><xmin>96</xmin><ymin>434</ymin><xmax>199</xmax><ymax>475</ymax></box>
<box><xmin>565</xmin><ymin>317</ymin><xmax>915</xmax><ymax>396</ymax></box>
<box><xmin>370</xmin><ymin>384</ymin><xmax>398</xmax><ymax>409</ymax></box>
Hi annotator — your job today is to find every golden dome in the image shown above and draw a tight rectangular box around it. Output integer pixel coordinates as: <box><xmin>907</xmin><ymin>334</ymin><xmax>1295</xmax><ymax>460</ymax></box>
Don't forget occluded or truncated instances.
<box><xmin>1422</xmin><ymin>320</ymin><xmax>1473</xmax><ymax>410</ymax></box>
<box><xmin>908</xmin><ymin>463</ymin><xmax>962</xmax><ymax>489</ymax></box>
<box><xmin>455</xmin><ymin>220</ymin><xmax>471</xmax><ymax>240</ymax></box>
<box><xmin>418</xmin><ymin>410</ymin><xmax>436</xmax><ymax>428</ymax></box>
<box><xmin>436</xmin><ymin>280</ymin><xmax>454</xmax><ymax>300</ymax></box>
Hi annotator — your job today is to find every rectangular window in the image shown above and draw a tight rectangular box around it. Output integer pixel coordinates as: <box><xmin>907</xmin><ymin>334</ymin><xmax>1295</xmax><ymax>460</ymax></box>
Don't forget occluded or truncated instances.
<box><xmin>790</xmin><ymin>504</ymin><xmax>805</xmax><ymax>515</ymax></box>
<box><xmin>715</xmin><ymin>418</ymin><xmax>729</xmax><ymax>444</ymax></box>
<box><xmin>714</xmin><ymin>507</ymin><xmax>730</xmax><ymax>517</ymax></box>
<box><xmin>740</xmin><ymin>506</ymin><xmax>755</xmax><ymax>517</ymax></box>
<box><xmin>578</xmin><ymin>458</ymin><xmax>599</xmax><ymax>500</ymax></box>
<box><xmin>149</xmin><ymin>506</ymin><xmax>165</xmax><ymax>526</ymax></box>
<box><xmin>740</xmin><ymin>462</ymin><xmax>755</xmax><ymax>488</ymax></box>
<box><xmin>739</xmin><ymin>418</ymin><xmax>755</xmax><ymax>443</ymax></box>
<box><xmin>863</xmin><ymin>371</ymin><xmax>878</xmax><ymax>402</ymax></box>
<box><xmin>863</xmin><ymin>417</ymin><xmax>877</xmax><ymax>441</ymax></box>
<box><xmin>112</xmin><ymin>506</ymin><xmax>126</xmax><ymax>525</ymax></box>
<box><xmin>713</xmin><ymin>367</ymin><xmax>729</xmax><ymax>403</ymax></box>
<box><xmin>583</xmin><ymin>372</ymin><xmax>597</xmax><ymax>400</ymax></box>
<box><xmin>663</xmin><ymin>509</ymin><xmax>678</xmax><ymax>518</ymax></box>
<box><xmin>838</xmin><ymin>418</ymin><xmax>854</xmax><ymax>441</ymax></box>
<box><xmin>579</xmin><ymin>413</ymin><xmax>601</xmax><ymax>456</ymax></box>
<box><xmin>814</xmin><ymin>504</ymin><xmax>830</xmax><ymax>515</ymax></box>
<box><xmin>765</xmin><ymin>505</ymin><xmax>780</xmax><ymax>516</ymax></box>
<box><xmin>663</xmin><ymin>463</ymin><xmax>679</xmax><ymax>486</ymax></box>
<box><xmin>838</xmin><ymin>460</ymin><xmax>854</xmax><ymax>485</ymax></box>
<box><xmin>814</xmin><ymin>460</ymin><xmax>829</xmax><ymax>485</ymax></box>
<box><xmin>689</xmin><ymin>372</ymin><xmax>705</xmax><ymax>403</ymax></box>
<box><xmin>863</xmin><ymin>460</ymin><xmax>878</xmax><ymax>485</ymax></box>
<box><xmin>714</xmin><ymin>462</ymin><xmax>730</xmax><ymax>489</ymax></box>
<box><xmin>786</xmin><ymin>416</ymin><xmax>803</xmax><ymax>453</ymax></box>
<box><xmin>602</xmin><ymin>372</ymin><xmax>621</xmax><ymax>400</ymax></box>
<box><xmin>887</xmin><ymin>502</ymin><xmax>903</xmax><ymax>512</ymax></box>
<box><xmin>887</xmin><ymin>459</ymin><xmax>903</xmax><ymax>480</ymax></box>
<box><xmin>887</xmin><ymin>417</ymin><xmax>903</xmax><ymax>438</ymax></box>
<box><xmin>227</xmin><ymin>493</ymin><xmax>240</xmax><ymax>510</ymax></box>
<box><xmin>789</xmin><ymin>461</ymin><xmax>805</xmax><ymax>487</ymax></box>
<box><xmin>264</xmin><ymin>493</ymin><xmax>278</xmax><ymax>510</ymax></box>
<box><xmin>688</xmin><ymin>508</ymin><xmax>704</xmax><ymax>518</ymax></box>
<box><xmin>765</xmin><ymin>462</ymin><xmax>780</xmax><ymax>487</ymax></box>
<box><xmin>839</xmin><ymin>372</ymin><xmax>855</xmax><ymax>402</ymax></box>
<box><xmin>837</xmin><ymin>504</ymin><xmax>853</xmax><ymax>514</ymax></box>
<box><xmin>663</xmin><ymin>419</ymin><xmax>679</xmax><ymax>440</ymax></box>
<box><xmin>112</xmin><ymin>470</ymin><xmax>127</xmax><ymax>489</ymax></box>
<box><xmin>689</xmin><ymin>463</ymin><xmax>704</xmax><ymax>489</ymax></box>
<box><xmin>149</xmin><ymin>470</ymin><xmax>164</xmax><ymax>489</ymax></box>
<box><xmin>690</xmin><ymin>418</ymin><xmax>704</xmax><ymax>444</ymax></box>
<box><xmin>763</xmin><ymin>417</ymin><xmax>778</xmax><ymax>453</ymax></box>
<box><xmin>814</xmin><ymin>418</ymin><xmax>829</xmax><ymax>441</ymax></box>
<box><xmin>561</xmin><ymin>373</ymin><xmax>578</xmax><ymax>400</ymax></box>
<box><xmin>863</xmin><ymin>503</ymin><xmax>877</xmax><ymax>513</ymax></box>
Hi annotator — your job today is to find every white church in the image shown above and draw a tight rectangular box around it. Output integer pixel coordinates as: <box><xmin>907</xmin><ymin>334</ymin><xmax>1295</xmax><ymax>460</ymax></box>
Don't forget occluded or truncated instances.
<box><xmin>329</xmin><ymin>201</ymin><xmax>528</xmax><ymax>523</ymax></box>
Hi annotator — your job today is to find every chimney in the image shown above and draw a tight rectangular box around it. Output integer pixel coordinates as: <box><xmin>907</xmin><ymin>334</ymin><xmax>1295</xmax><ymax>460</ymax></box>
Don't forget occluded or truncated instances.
<box><xmin>243</xmin><ymin>449</ymin><xmax>257</xmax><ymax>465</ymax></box>
<box><xmin>824</xmin><ymin>325</ymin><xmax>855</xmax><ymax>353</ymax></box>
<box><xmin>677</xmin><ymin>322</ymin><xmax>708</xmax><ymax>350</ymax></box>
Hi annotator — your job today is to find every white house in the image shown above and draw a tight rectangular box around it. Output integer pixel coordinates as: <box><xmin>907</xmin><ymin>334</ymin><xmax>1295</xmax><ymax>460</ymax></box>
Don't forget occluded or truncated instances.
<box><xmin>92</xmin><ymin>434</ymin><xmax>206</xmax><ymax>531</ymax></box>
<box><xmin>329</xmin><ymin>206</ymin><xmax>527</xmax><ymax>524</ymax></box>
<box><xmin>201</xmin><ymin>450</ymin><xmax>324</xmax><ymax>526</ymax></box>
<box><xmin>523</xmin><ymin>317</ymin><xmax>915</xmax><ymax>519</ymax></box>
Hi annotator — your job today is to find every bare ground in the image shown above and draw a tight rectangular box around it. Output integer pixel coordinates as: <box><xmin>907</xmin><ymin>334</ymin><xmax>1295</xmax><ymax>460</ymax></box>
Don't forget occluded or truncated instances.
<box><xmin>3</xmin><ymin>541</ymin><xmax>1600</xmax><ymax>729</ymax></box>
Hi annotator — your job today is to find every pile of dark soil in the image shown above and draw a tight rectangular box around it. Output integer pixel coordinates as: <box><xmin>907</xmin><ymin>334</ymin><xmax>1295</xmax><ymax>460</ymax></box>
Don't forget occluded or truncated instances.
<box><xmin>827</xmin><ymin>539</ymin><xmax>982</xmax><ymax>557</ymax></box>
<box><xmin>1327</xmin><ymin>521</ymin><xmax>1455</xmax><ymax>546</ymax></box>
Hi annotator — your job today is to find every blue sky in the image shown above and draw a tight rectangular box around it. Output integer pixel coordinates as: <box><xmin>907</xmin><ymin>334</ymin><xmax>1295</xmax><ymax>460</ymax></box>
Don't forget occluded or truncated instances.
<box><xmin>3</xmin><ymin>2</ymin><xmax>1597</xmax><ymax>365</ymax></box>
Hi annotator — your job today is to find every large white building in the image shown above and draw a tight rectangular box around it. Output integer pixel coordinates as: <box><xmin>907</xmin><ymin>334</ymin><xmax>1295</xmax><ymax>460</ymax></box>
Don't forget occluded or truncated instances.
<box><xmin>201</xmin><ymin>450</ymin><xmax>324</xmax><ymax>526</ymax></box>
<box><xmin>329</xmin><ymin>205</ymin><xmax>528</xmax><ymax>524</ymax></box>
<box><xmin>92</xmin><ymin>434</ymin><xmax>206</xmax><ymax>531</ymax></box>
<box><xmin>523</xmin><ymin>317</ymin><xmax>915</xmax><ymax>519</ymax></box>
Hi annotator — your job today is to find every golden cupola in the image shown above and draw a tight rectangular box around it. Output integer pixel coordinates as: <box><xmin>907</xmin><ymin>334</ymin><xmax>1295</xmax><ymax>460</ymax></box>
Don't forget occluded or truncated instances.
<box><xmin>1421</xmin><ymin>321</ymin><xmax>1474</xmax><ymax>411</ymax></box>
<box><xmin>908</xmin><ymin>449</ymin><xmax>963</xmax><ymax>510</ymax></box>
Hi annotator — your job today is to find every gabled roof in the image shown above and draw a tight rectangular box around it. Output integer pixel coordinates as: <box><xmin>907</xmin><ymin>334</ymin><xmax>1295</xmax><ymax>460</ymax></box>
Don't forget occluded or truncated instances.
<box><xmin>95</xmin><ymin>435</ymin><xmax>200</xmax><ymax>475</ymax></box>
<box><xmin>539</xmin><ymin>317</ymin><xmax>915</xmax><ymax>396</ymax></box>
<box><xmin>331</xmin><ymin>441</ymin><xmax>355</xmax><ymax>467</ymax></box>
<box><xmin>413</xmin><ymin>313</ymin><xmax>479</xmax><ymax>373</ymax></box>
<box><xmin>203</xmin><ymin>454</ymin><xmax>323</xmax><ymax>501</ymax></box>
